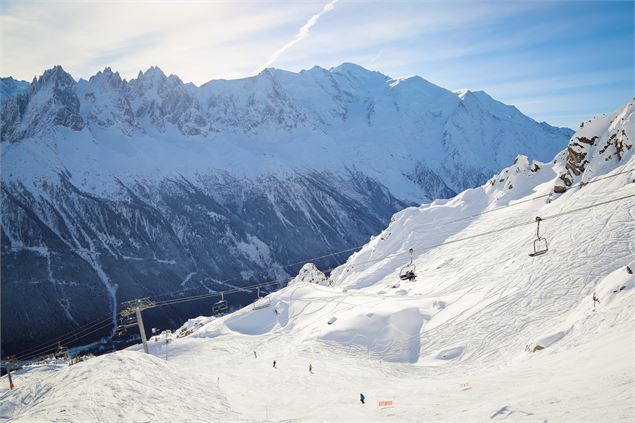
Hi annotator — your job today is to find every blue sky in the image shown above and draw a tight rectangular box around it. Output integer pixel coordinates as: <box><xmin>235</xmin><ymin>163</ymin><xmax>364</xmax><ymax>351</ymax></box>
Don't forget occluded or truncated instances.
<box><xmin>1</xmin><ymin>0</ymin><xmax>632</xmax><ymax>128</ymax></box>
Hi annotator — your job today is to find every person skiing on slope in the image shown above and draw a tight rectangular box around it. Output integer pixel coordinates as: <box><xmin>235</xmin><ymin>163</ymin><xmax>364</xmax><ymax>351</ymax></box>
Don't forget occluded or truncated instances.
<box><xmin>360</xmin><ymin>393</ymin><xmax>365</xmax><ymax>404</ymax></box>
<box><xmin>273</xmin><ymin>360</ymin><xmax>277</xmax><ymax>368</ymax></box>
<box><xmin>593</xmin><ymin>292</ymin><xmax>600</xmax><ymax>311</ymax></box>
<box><xmin>254</xmin><ymin>351</ymin><xmax>257</xmax><ymax>358</ymax></box>
<box><xmin>309</xmin><ymin>363</ymin><xmax>313</xmax><ymax>373</ymax></box>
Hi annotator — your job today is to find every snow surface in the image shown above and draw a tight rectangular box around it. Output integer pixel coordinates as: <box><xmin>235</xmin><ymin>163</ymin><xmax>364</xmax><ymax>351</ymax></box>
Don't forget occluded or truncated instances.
<box><xmin>1</xmin><ymin>104</ymin><xmax>633</xmax><ymax>422</ymax></box>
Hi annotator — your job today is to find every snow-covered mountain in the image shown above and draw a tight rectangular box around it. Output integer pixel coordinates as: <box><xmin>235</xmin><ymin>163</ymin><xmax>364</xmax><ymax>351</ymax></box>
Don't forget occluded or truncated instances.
<box><xmin>1</xmin><ymin>100</ymin><xmax>632</xmax><ymax>422</ymax></box>
<box><xmin>0</xmin><ymin>77</ymin><xmax>29</xmax><ymax>105</ymax></box>
<box><xmin>0</xmin><ymin>63</ymin><xmax>572</xmax><ymax>356</ymax></box>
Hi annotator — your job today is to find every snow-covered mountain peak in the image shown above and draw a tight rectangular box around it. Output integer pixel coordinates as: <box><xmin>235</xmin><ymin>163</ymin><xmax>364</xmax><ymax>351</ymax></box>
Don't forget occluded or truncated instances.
<box><xmin>1</xmin><ymin>62</ymin><xmax>575</xmax><ymax>200</ymax></box>
<box><xmin>454</xmin><ymin>88</ymin><xmax>470</xmax><ymax>98</ymax></box>
<box><xmin>31</xmin><ymin>65</ymin><xmax>76</xmax><ymax>92</ymax></box>
<box><xmin>458</xmin><ymin>88</ymin><xmax>521</xmax><ymax>119</ymax></box>
<box><xmin>301</xmin><ymin>64</ymin><xmax>329</xmax><ymax>74</ymax></box>
<box><xmin>87</xmin><ymin>67</ymin><xmax>125</xmax><ymax>90</ymax></box>
<box><xmin>0</xmin><ymin>77</ymin><xmax>29</xmax><ymax>104</ymax></box>
<box><xmin>330</xmin><ymin>62</ymin><xmax>390</xmax><ymax>84</ymax></box>
<box><xmin>0</xmin><ymin>65</ymin><xmax>85</xmax><ymax>142</ymax></box>
<box><xmin>135</xmin><ymin>65</ymin><xmax>167</xmax><ymax>83</ymax></box>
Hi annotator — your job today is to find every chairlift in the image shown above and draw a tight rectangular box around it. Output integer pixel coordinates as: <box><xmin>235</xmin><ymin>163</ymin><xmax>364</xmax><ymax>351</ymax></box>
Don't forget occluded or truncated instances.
<box><xmin>529</xmin><ymin>216</ymin><xmax>548</xmax><ymax>257</ymax></box>
<box><xmin>54</xmin><ymin>342</ymin><xmax>68</xmax><ymax>360</ymax></box>
<box><xmin>253</xmin><ymin>286</ymin><xmax>271</xmax><ymax>310</ymax></box>
<box><xmin>123</xmin><ymin>315</ymin><xmax>137</xmax><ymax>328</ymax></box>
<box><xmin>115</xmin><ymin>316</ymin><xmax>137</xmax><ymax>336</ymax></box>
<box><xmin>212</xmin><ymin>292</ymin><xmax>229</xmax><ymax>314</ymax></box>
<box><xmin>399</xmin><ymin>248</ymin><xmax>417</xmax><ymax>281</ymax></box>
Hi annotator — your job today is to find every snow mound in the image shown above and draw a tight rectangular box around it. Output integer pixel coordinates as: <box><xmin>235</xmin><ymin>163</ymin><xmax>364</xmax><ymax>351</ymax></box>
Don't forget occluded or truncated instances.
<box><xmin>595</xmin><ymin>263</ymin><xmax>635</xmax><ymax>305</ymax></box>
<box><xmin>224</xmin><ymin>300</ymin><xmax>289</xmax><ymax>335</ymax></box>
<box><xmin>175</xmin><ymin>315</ymin><xmax>215</xmax><ymax>338</ymax></box>
<box><xmin>0</xmin><ymin>351</ymin><xmax>234</xmax><ymax>422</ymax></box>
<box><xmin>320</xmin><ymin>307</ymin><xmax>428</xmax><ymax>363</ymax></box>
<box><xmin>288</xmin><ymin>262</ymin><xmax>328</xmax><ymax>286</ymax></box>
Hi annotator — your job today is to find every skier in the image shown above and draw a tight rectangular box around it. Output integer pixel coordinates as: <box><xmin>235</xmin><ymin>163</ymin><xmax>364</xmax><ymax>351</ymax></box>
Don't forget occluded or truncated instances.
<box><xmin>254</xmin><ymin>351</ymin><xmax>257</xmax><ymax>358</ymax></box>
<box><xmin>273</xmin><ymin>360</ymin><xmax>277</xmax><ymax>368</ymax></box>
<box><xmin>309</xmin><ymin>363</ymin><xmax>313</xmax><ymax>373</ymax></box>
<box><xmin>593</xmin><ymin>292</ymin><xmax>600</xmax><ymax>310</ymax></box>
<box><xmin>360</xmin><ymin>393</ymin><xmax>365</xmax><ymax>404</ymax></box>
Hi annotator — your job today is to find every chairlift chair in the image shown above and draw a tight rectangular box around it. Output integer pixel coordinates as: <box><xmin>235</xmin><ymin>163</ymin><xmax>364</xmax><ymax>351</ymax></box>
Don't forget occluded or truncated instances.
<box><xmin>399</xmin><ymin>248</ymin><xmax>417</xmax><ymax>281</ymax></box>
<box><xmin>115</xmin><ymin>315</ymin><xmax>137</xmax><ymax>336</ymax></box>
<box><xmin>212</xmin><ymin>292</ymin><xmax>229</xmax><ymax>314</ymax></box>
<box><xmin>123</xmin><ymin>316</ymin><xmax>137</xmax><ymax>327</ymax></box>
<box><xmin>529</xmin><ymin>216</ymin><xmax>549</xmax><ymax>257</ymax></box>
<box><xmin>54</xmin><ymin>343</ymin><xmax>68</xmax><ymax>360</ymax></box>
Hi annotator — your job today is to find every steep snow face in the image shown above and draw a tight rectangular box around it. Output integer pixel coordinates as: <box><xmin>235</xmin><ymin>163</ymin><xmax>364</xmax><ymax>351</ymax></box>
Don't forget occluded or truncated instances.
<box><xmin>0</xmin><ymin>63</ymin><xmax>572</xmax><ymax>356</ymax></box>
<box><xmin>2</xmin><ymin>103</ymin><xmax>631</xmax><ymax>423</ymax></box>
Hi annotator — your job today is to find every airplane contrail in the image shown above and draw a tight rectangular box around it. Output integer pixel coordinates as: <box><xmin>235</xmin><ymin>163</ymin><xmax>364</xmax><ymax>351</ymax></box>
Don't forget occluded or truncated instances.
<box><xmin>255</xmin><ymin>0</ymin><xmax>339</xmax><ymax>74</ymax></box>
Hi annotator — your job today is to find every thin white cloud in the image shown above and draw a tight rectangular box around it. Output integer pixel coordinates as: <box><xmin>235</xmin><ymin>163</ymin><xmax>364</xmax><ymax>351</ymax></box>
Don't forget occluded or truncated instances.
<box><xmin>255</xmin><ymin>0</ymin><xmax>338</xmax><ymax>74</ymax></box>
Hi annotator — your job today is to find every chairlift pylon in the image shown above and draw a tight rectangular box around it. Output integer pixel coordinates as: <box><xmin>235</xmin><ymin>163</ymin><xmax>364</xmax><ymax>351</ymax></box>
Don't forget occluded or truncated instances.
<box><xmin>212</xmin><ymin>292</ymin><xmax>229</xmax><ymax>314</ymax></box>
<box><xmin>399</xmin><ymin>248</ymin><xmax>417</xmax><ymax>281</ymax></box>
<box><xmin>529</xmin><ymin>216</ymin><xmax>548</xmax><ymax>257</ymax></box>
<box><xmin>253</xmin><ymin>285</ymin><xmax>271</xmax><ymax>310</ymax></box>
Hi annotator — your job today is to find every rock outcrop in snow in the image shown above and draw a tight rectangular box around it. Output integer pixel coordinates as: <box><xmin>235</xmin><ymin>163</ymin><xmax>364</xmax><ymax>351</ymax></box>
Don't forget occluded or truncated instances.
<box><xmin>288</xmin><ymin>263</ymin><xmax>329</xmax><ymax>286</ymax></box>
<box><xmin>554</xmin><ymin>98</ymin><xmax>634</xmax><ymax>193</ymax></box>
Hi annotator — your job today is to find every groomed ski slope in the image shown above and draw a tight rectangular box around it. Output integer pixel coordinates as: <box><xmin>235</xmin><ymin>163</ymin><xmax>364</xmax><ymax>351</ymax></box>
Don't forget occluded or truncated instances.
<box><xmin>1</xmin><ymin>104</ymin><xmax>634</xmax><ymax>422</ymax></box>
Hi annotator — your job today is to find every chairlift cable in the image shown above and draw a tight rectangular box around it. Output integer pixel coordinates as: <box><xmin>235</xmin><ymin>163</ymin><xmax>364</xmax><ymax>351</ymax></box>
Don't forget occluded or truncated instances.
<box><xmin>148</xmin><ymin>167</ymin><xmax>634</xmax><ymax>300</ymax></box>
<box><xmin>9</xmin><ymin>314</ymin><xmax>114</xmax><ymax>360</ymax></box>
<box><xmin>146</xmin><ymin>191</ymin><xmax>635</xmax><ymax>310</ymax></box>
<box><xmin>14</xmin><ymin>319</ymin><xmax>115</xmax><ymax>361</ymax></box>
<box><xmin>11</xmin><ymin>177</ymin><xmax>634</xmax><ymax>362</ymax></box>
